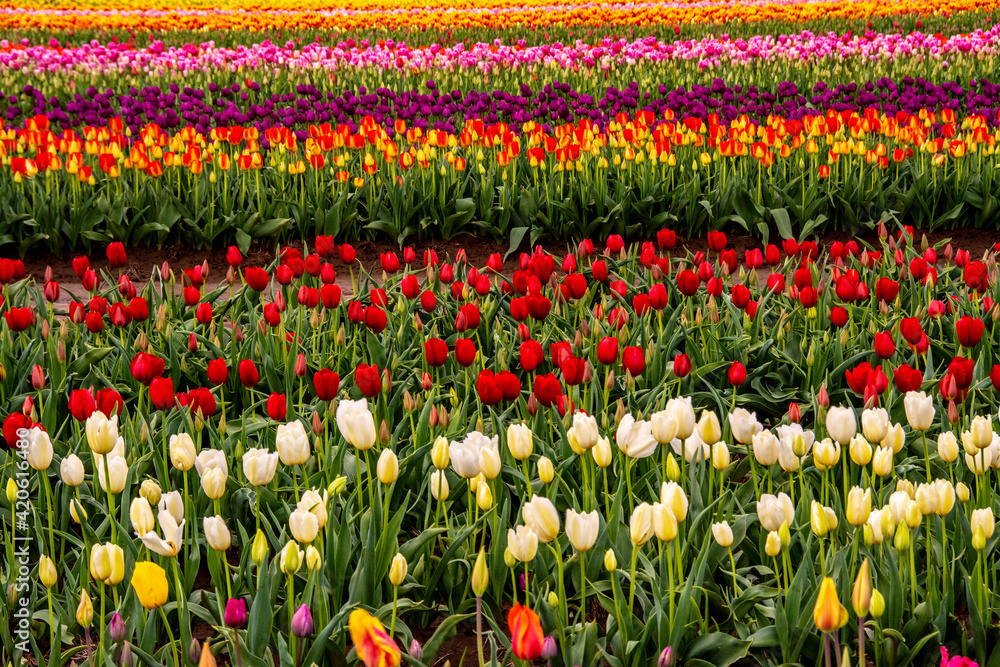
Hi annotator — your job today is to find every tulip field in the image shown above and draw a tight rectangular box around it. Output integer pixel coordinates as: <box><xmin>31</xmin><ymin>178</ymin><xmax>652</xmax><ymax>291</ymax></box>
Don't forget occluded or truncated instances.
<box><xmin>4</xmin><ymin>1</ymin><xmax>1000</xmax><ymax>667</ymax></box>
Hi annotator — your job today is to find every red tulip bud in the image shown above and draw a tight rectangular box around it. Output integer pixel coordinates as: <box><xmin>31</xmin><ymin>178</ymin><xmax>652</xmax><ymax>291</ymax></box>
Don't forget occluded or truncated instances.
<box><xmin>817</xmin><ymin>385</ymin><xmax>830</xmax><ymax>408</ymax></box>
<box><xmin>160</xmin><ymin>261</ymin><xmax>171</xmax><ymax>282</ymax></box>
<box><xmin>31</xmin><ymin>365</ymin><xmax>45</xmax><ymax>390</ymax></box>
<box><xmin>948</xmin><ymin>400</ymin><xmax>960</xmax><ymax>424</ymax></box>
<box><xmin>189</xmin><ymin>333</ymin><xmax>198</xmax><ymax>352</ymax></box>
<box><xmin>22</xmin><ymin>395</ymin><xmax>34</xmax><ymax>416</ymax></box>
<box><xmin>788</xmin><ymin>402</ymin><xmax>801</xmax><ymax>423</ymax></box>
<box><xmin>422</xmin><ymin>372</ymin><xmax>433</xmax><ymax>391</ymax></box>
<box><xmin>295</xmin><ymin>353</ymin><xmax>307</xmax><ymax>378</ymax></box>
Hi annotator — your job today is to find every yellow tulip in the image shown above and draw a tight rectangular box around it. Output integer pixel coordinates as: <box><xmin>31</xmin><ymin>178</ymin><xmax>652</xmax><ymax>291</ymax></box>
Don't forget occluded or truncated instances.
<box><xmin>131</xmin><ymin>561</ymin><xmax>169</xmax><ymax>610</ymax></box>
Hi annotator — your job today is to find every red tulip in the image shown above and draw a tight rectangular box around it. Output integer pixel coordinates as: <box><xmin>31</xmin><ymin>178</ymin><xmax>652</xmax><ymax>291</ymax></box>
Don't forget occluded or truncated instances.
<box><xmin>532</xmin><ymin>373</ymin><xmax>562</xmax><ymax>407</ymax></box>
<box><xmin>320</xmin><ymin>284</ymin><xmax>342</xmax><ymax>309</ymax></box>
<box><xmin>829</xmin><ymin>306</ymin><xmax>849</xmax><ymax>328</ymax></box>
<box><xmin>497</xmin><ymin>371</ymin><xmax>521</xmax><ymax>401</ymax></box>
<box><xmin>130</xmin><ymin>352</ymin><xmax>165</xmax><ymax>384</ymax></box>
<box><xmin>313</xmin><ymin>369</ymin><xmax>340</xmax><ymax>401</ymax></box>
<box><xmin>767</xmin><ymin>273</ymin><xmax>785</xmax><ymax>293</ymax></box>
<box><xmin>622</xmin><ymin>346</ymin><xmax>645</xmax><ymax>377</ymax></box>
<box><xmin>560</xmin><ymin>354</ymin><xmax>586</xmax><ymax>386</ymax></box>
<box><xmin>649</xmin><ymin>284</ymin><xmax>669</xmax><ymax>310</ymax></box>
<box><xmin>788</xmin><ymin>402</ymin><xmax>801</xmax><ymax>423</ymax></box>
<box><xmin>364</xmin><ymin>307</ymin><xmax>387</xmax><ymax>334</ymax></box>
<box><xmin>765</xmin><ymin>244</ymin><xmax>781</xmax><ymax>266</ymax></box>
<box><xmin>990</xmin><ymin>365</ymin><xmax>1000</xmax><ymax>391</ymax></box>
<box><xmin>267</xmin><ymin>393</ymin><xmax>287</xmax><ymax>421</ymax></box>
<box><xmin>149</xmin><ymin>377</ymin><xmax>175</xmax><ymax>411</ymax></box>
<box><xmin>454</xmin><ymin>338</ymin><xmax>477</xmax><ymax>367</ymax></box>
<box><xmin>673</xmin><ymin>353</ymin><xmax>691</xmax><ymax>378</ymax></box>
<box><xmin>657</xmin><ymin>229</ymin><xmax>676</xmax><ymax>250</ymax></box>
<box><xmin>4</xmin><ymin>307</ymin><xmax>32</xmax><ymax>332</ymax></box>
<box><xmin>68</xmin><ymin>389</ymin><xmax>96</xmax><ymax>421</ymax></box>
<box><xmin>420</xmin><ymin>290</ymin><xmax>438</xmax><ymax>313</ymax></box>
<box><xmin>476</xmin><ymin>370</ymin><xmax>503</xmax><ymax>406</ymax></box>
<box><xmin>314</xmin><ymin>235</ymin><xmax>335</xmax><ymax>258</ymax></box>
<box><xmin>205</xmin><ymin>359</ymin><xmax>228</xmax><ymax>386</ymax></box>
<box><xmin>564</xmin><ymin>274</ymin><xmax>587</xmax><ymax>300</ymax></box>
<box><xmin>964</xmin><ymin>261</ymin><xmax>989</xmax><ymax>292</ymax></box>
<box><xmin>707</xmin><ymin>230</ymin><xmax>727</xmax><ymax>252</ymax></box>
<box><xmin>728</xmin><ymin>361</ymin><xmax>747</xmax><ymax>386</ymax></box>
<box><xmin>129</xmin><ymin>297</ymin><xmax>149</xmax><ymax>322</ymax></box>
<box><xmin>899</xmin><ymin>317</ymin><xmax>923</xmax><ymax>346</ymax></box>
<box><xmin>356</xmin><ymin>364</ymin><xmax>381</xmax><ymax>398</ymax></box>
<box><xmin>185</xmin><ymin>388</ymin><xmax>216</xmax><ymax>417</ymax></box>
<box><xmin>275</xmin><ymin>265</ymin><xmax>293</xmax><ymax>286</ymax></box>
<box><xmin>43</xmin><ymin>281</ymin><xmax>60</xmax><ymax>303</ymax></box>
<box><xmin>238</xmin><ymin>360</ymin><xmax>260</xmax><ymax>388</ymax></box>
<box><xmin>106</xmin><ymin>242</ymin><xmax>127</xmax><ymax>268</ymax></box>
<box><xmin>263</xmin><ymin>303</ymin><xmax>281</xmax><ymax>328</ymax></box>
<box><xmin>956</xmin><ymin>315</ymin><xmax>985</xmax><ymax>347</ymax></box>
<box><xmin>3</xmin><ymin>413</ymin><xmax>35</xmax><ymax>448</ymax></box>
<box><xmin>519</xmin><ymin>340</ymin><xmax>544</xmax><ymax>372</ymax></box>
<box><xmin>605</xmin><ymin>235</ymin><xmax>625</xmax><ymax>255</ymax></box>
<box><xmin>798</xmin><ymin>287</ymin><xmax>817</xmax><ymax>308</ymax></box>
<box><xmin>81</xmin><ymin>269</ymin><xmax>99</xmax><ymax>292</ymax></box>
<box><xmin>526</xmin><ymin>293</ymin><xmax>551</xmax><ymax>321</ymax></box>
<box><xmin>893</xmin><ymin>364</ymin><xmax>923</xmax><ymax>393</ymax></box>
<box><xmin>424</xmin><ymin>338</ymin><xmax>449</xmax><ymax>367</ymax></box>
<box><xmin>72</xmin><ymin>256</ymin><xmax>90</xmax><ymax>279</ymax></box>
<box><xmin>873</xmin><ymin>331</ymin><xmax>895</xmax><ymax>359</ymax></box>
<box><xmin>244</xmin><ymin>267</ymin><xmax>269</xmax><ymax>291</ymax></box>
<box><xmin>731</xmin><ymin>284</ymin><xmax>751</xmax><ymax>310</ymax></box>
<box><xmin>380</xmin><ymin>252</ymin><xmax>400</xmax><ymax>273</ymax></box>
<box><xmin>370</xmin><ymin>288</ymin><xmax>388</xmax><ymax>308</ymax></box>
<box><xmin>85</xmin><ymin>311</ymin><xmax>103</xmax><ymax>333</ymax></box>
<box><xmin>591</xmin><ymin>260</ymin><xmax>608</xmax><ymax>282</ymax></box>
<box><xmin>508</xmin><ymin>604</ymin><xmax>545</xmax><ymax>661</ymax></box>
<box><xmin>676</xmin><ymin>270</ymin><xmax>699</xmax><ymax>296</ymax></box>
<box><xmin>338</xmin><ymin>243</ymin><xmax>356</xmax><ymax>264</ymax></box>
<box><xmin>226</xmin><ymin>246</ymin><xmax>243</xmax><ymax>266</ymax></box>
<box><xmin>195</xmin><ymin>303</ymin><xmax>213</xmax><ymax>325</ymax></box>
<box><xmin>597</xmin><ymin>337</ymin><xmax>619</xmax><ymax>365</ymax></box>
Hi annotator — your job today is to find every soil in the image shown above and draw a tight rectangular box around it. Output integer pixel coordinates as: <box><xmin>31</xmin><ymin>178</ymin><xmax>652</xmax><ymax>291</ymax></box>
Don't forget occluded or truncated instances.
<box><xmin>8</xmin><ymin>228</ymin><xmax>1000</xmax><ymax>314</ymax></box>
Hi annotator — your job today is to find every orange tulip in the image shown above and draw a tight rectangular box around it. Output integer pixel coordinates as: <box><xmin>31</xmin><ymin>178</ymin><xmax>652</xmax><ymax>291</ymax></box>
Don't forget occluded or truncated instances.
<box><xmin>508</xmin><ymin>603</ymin><xmax>544</xmax><ymax>660</ymax></box>
<box><xmin>813</xmin><ymin>577</ymin><xmax>848</xmax><ymax>632</ymax></box>
<box><xmin>348</xmin><ymin>609</ymin><xmax>400</xmax><ymax>667</ymax></box>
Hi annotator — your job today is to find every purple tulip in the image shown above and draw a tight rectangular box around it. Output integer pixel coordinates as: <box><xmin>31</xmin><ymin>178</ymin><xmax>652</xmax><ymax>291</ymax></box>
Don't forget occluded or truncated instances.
<box><xmin>541</xmin><ymin>636</ymin><xmax>558</xmax><ymax>659</ymax></box>
<box><xmin>108</xmin><ymin>612</ymin><xmax>126</xmax><ymax>644</ymax></box>
<box><xmin>225</xmin><ymin>598</ymin><xmax>247</xmax><ymax>628</ymax></box>
<box><xmin>291</xmin><ymin>604</ymin><xmax>313</xmax><ymax>637</ymax></box>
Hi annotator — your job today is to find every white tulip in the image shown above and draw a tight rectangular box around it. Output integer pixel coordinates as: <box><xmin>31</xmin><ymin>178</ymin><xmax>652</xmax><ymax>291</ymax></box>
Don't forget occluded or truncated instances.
<box><xmin>728</xmin><ymin>408</ymin><xmax>761</xmax><ymax>445</ymax></box>
<box><xmin>565</xmin><ymin>509</ymin><xmax>599</xmax><ymax>552</ymax></box>
<box><xmin>336</xmin><ymin>398</ymin><xmax>376</xmax><ymax>451</ymax></box>
<box><xmin>243</xmin><ymin>447</ymin><xmax>280</xmax><ymax>486</ymax></box>
<box><xmin>277</xmin><ymin>420</ymin><xmax>311</xmax><ymax>465</ymax></box>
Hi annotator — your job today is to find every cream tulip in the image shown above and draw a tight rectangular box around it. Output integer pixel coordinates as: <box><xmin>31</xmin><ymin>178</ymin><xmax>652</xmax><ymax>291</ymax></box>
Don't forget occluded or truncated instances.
<box><xmin>565</xmin><ymin>509</ymin><xmax>599</xmax><ymax>552</ymax></box>
<box><xmin>697</xmin><ymin>411</ymin><xmax>722</xmax><ymax>446</ymax></box>
<box><xmin>523</xmin><ymin>496</ymin><xmax>560</xmax><ymax>543</ymax></box>
<box><xmin>277</xmin><ymin>420</ymin><xmax>311</xmax><ymax>465</ymax></box>
<box><xmin>592</xmin><ymin>436</ymin><xmax>613</xmax><ymax>468</ymax></box>
<box><xmin>204</xmin><ymin>516</ymin><xmax>231</xmax><ymax>551</ymax></box>
<box><xmin>26</xmin><ymin>429</ymin><xmax>53</xmax><ymax>471</ymax></box>
<box><xmin>811</xmin><ymin>501</ymin><xmax>831</xmax><ymax>536</ymax></box>
<box><xmin>846</xmin><ymin>487</ymin><xmax>872</xmax><ymax>526</ymax></box>
<box><xmin>201</xmin><ymin>467</ymin><xmax>227</xmax><ymax>500</ymax></box>
<box><xmin>507</xmin><ymin>525</ymin><xmax>539</xmax><ymax>562</ymax></box>
<box><xmin>872</xmin><ymin>445</ymin><xmax>893</xmax><ymax>477</ymax></box>
<box><xmin>660</xmin><ymin>481</ymin><xmax>689</xmax><ymax>522</ymax></box>
<box><xmin>616</xmin><ymin>415</ymin><xmax>658</xmax><ymax>459</ymax></box>
<box><xmin>711</xmin><ymin>442</ymin><xmax>731</xmax><ymax>471</ymax></box>
<box><xmin>629</xmin><ymin>502</ymin><xmax>654</xmax><ymax>545</ymax></box>
<box><xmin>971</xmin><ymin>415</ymin><xmax>993</xmax><ymax>450</ymax></box>
<box><xmin>480</xmin><ymin>445</ymin><xmax>501</xmax><ymax>480</ymax></box>
<box><xmin>666</xmin><ymin>396</ymin><xmax>696</xmax><ymax>440</ymax></box>
<box><xmin>159</xmin><ymin>491</ymin><xmax>184</xmax><ymax>523</ymax></box>
<box><xmin>450</xmin><ymin>438</ymin><xmax>481</xmax><ymax>479</ymax></box>
<box><xmin>757</xmin><ymin>492</ymin><xmax>794</xmax><ymax>532</ymax></box>
<box><xmin>728</xmin><ymin>408</ymin><xmax>761</xmax><ymax>445</ymax></box>
<box><xmin>507</xmin><ymin>423</ymin><xmax>533</xmax><ymax>460</ymax></box>
<box><xmin>752</xmin><ymin>430</ymin><xmax>779</xmax><ymax>466</ymax></box>
<box><xmin>430</xmin><ymin>470</ymin><xmax>449</xmax><ymax>501</ymax></box>
<box><xmin>139</xmin><ymin>509</ymin><xmax>184</xmax><ymax>557</ymax></box>
<box><xmin>86</xmin><ymin>411</ymin><xmax>118</xmax><ymax>455</ymax></box>
<box><xmin>130</xmin><ymin>497</ymin><xmax>155</xmax><ymax>537</ymax></box>
<box><xmin>169</xmin><ymin>433</ymin><xmax>196</xmax><ymax>471</ymax></box>
<box><xmin>289</xmin><ymin>509</ymin><xmax>319</xmax><ymax>543</ymax></box>
<box><xmin>652</xmin><ymin>503</ymin><xmax>678</xmax><ymax>542</ymax></box>
<box><xmin>243</xmin><ymin>448</ymin><xmax>280</xmax><ymax>486</ymax></box>
<box><xmin>570</xmin><ymin>412</ymin><xmax>600</xmax><ymax>450</ymax></box>
<box><xmin>389</xmin><ymin>553</ymin><xmax>407</xmax><ymax>586</ymax></box>
<box><xmin>336</xmin><ymin>399</ymin><xmax>376</xmax><ymax>450</ymax></box>
<box><xmin>431</xmin><ymin>436</ymin><xmax>450</xmax><ymax>469</ymax></box>
<box><xmin>711</xmin><ymin>521</ymin><xmax>734</xmax><ymax>547</ymax></box>
<box><xmin>971</xmin><ymin>508</ymin><xmax>995</xmax><ymax>539</ymax></box>
<box><xmin>936</xmin><ymin>432</ymin><xmax>958</xmax><ymax>463</ymax></box>
<box><xmin>882</xmin><ymin>423</ymin><xmax>906</xmax><ymax>454</ymax></box>
<box><xmin>813</xmin><ymin>438</ymin><xmax>841</xmax><ymax>470</ymax></box>
<box><xmin>537</xmin><ymin>457</ymin><xmax>554</xmax><ymax>484</ymax></box>
<box><xmin>96</xmin><ymin>455</ymin><xmax>127</xmax><ymax>494</ymax></box>
<box><xmin>826</xmin><ymin>406</ymin><xmax>857</xmax><ymax>445</ymax></box>
<box><xmin>650</xmin><ymin>410</ymin><xmax>678</xmax><ymax>445</ymax></box>
<box><xmin>903</xmin><ymin>391</ymin><xmax>934</xmax><ymax>431</ymax></box>
<box><xmin>861</xmin><ymin>408</ymin><xmax>889</xmax><ymax>444</ymax></box>
<box><xmin>60</xmin><ymin>453</ymin><xmax>85</xmax><ymax>487</ymax></box>
<box><xmin>297</xmin><ymin>489</ymin><xmax>328</xmax><ymax>529</ymax></box>
<box><xmin>849</xmin><ymin>435</ymin><xmax>873</xmax><ymax>466</ymax></box>
<box><xmin>377</xmin><ymin>449</ymin><xmax>399</xmax><ymax>484</ymax></box>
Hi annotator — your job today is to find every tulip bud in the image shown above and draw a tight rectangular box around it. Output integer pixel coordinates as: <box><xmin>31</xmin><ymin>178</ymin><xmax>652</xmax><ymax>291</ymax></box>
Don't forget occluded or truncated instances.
<box><xmin>604</xmin><ymin>548</ymin><xmax>617</xmax><ymax>571</ymax></box>
<box><xmin>379</xmin><ymin>419</ymin><xmax>390</xmax><ymax>445</ymax></box>
<box><xmin>956</xmin><ymin>482</ymin><xmax>970</xmax><ymax>502</ymax></box>
<box><xmin>472</xmin><ymin>548</ymin><xmax>489</xmax><ymax>596</ymax></box>
<box><xmin>251</xmin><ymin>529</ymin><xmax>269</xmax><ymax>566</ymax></box>
<box><xmin>851</xmin><ymin>559</ymin><xmax>871</xmax><ymax>616</ymax></box>
<box><xmin>389</xmin><ymin>553</ymin><xmax>407</xmax><ymax>586</ymax></box>
<box><xmin>188</xmin><ymin>639</ymin><xmax>202</xmax><ymax>665</ymax></box>
<box><xmin>870</xmin><ymin>589</ymin><xmax>885</xmax><ymax>618</ymax></box>
<box><xmin>665</xmin><ymin>454</ymin><xmax>680</xmax><ymax>482</ymax></box>
<box><xmin>894</xmin><ymin>522</ymin><xmax>910</xmax><ymax>550</ymax></box>
<box><xmin>311</xmin><ymin>411</ymin><xmax>323</xmax><ymax>436</ymax></box>
<box><xmin>658</xmin><ymin>647</ymin><xmax>674</xmax><ymax>667</ymax></box>
<box><xmin>765</xmin><ymin>531</ymin><xmax>781</xmax><ymax>557</ymax></box>
<box><xmin>547</xmin><ymin>591</ymin><xmax>559</xmax><ymax>608</ymax></box>
<box><xmin>38</xmin><ymin>556</ymin><xmax>58</xmax><ymax>589</ymax></box>
<box><xmin>109</xmin><ymin>612</ymin><xmax>126</xmax><ymax>644</ymax></box>
<box><xmin>294</xmin><ymin>353</ymin><xmax>307</xmax><ymax>378</ymax></box>
<box><xmin>121</xmin><ymin>642</ymin><xmax>135</xmax><ymax>667</ymax></box>
<box><xmin>76</xmin><ymin>589</ymin><xmax>94</xmax><ymax>627</ymax></box>
<box><xmin>410</xmin><ymin>641</ymin><xmax>423</xmax><ymax>661</ymax></box>
<box><xmin>541</xmin><ymin>637</ymin><xmax>558</xmax><ymax>660</ymax></box>
<box><xmin>477</xmin><ymin>480</ymin><xmax>493</xmax><ymax>511</ymax></box>
<box><xmin>6</xmin><ymin>477</ymin><xmax>17</xmax><ymax>504</ymax></box>
<box><xmin>538</xmin><ymin>457</ymin><xmax>554</xmax><ymax>484</ymax></box>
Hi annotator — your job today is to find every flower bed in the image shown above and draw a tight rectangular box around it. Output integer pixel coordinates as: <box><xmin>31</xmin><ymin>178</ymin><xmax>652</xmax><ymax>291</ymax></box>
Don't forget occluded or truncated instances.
<box><xmin>1</xmin><ymin>229</ymin><xmax>998</xmax><ymax>666</ymax></box>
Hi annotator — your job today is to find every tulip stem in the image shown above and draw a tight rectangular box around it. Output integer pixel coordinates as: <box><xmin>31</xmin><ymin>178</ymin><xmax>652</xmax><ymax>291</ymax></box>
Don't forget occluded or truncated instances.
<box><xmin>521</xmin><ymin>459</ymin><xmax>532</xmax><ymax>500</ymax></box>
<box><xmin>922</xmin><ymin>432</ymin><xmax>931</xmax><ymax>481</ymax></box>
<box><xmin>363</xmin><ymin>449</ymin><xmax>375</xmax><ymax>511</ymax></box>
<box><xmin>158</xmin><ymin>607</ymin><xmax>180</xmax><ymax>667</ymax></box>
<box><xmin>476</xmin><ymin>596</ymin><xmax>486</xmax><ymax>667</ymax></box>
<box><xmin>47</xmin><ymin>587</ymin><xmax>58</xmax><ymax>667</ymax></box>
<box><xmin>390</xmin><ymin>585</ymin><xmax>399</xmax><ymax>638</ymax></box>
<box><xmin>628</xmin><ymin>544</ymin><xmax>639</xmax><ymax>615</ymax></box>
<box><xmin>98</xmin><ymin>582</ymin><xmax>106</xmax><ymax>663</ymax></box>
<box><xmin>579</xmin><ymin>550</ymin><xmax>587</xmax><ymax>623</ymax></box>
<box><xmin>171</xmin><ymin>558</ymin><xmax>189</xmax><ymax>666</ymax></box>
<box><xmin>42</xmin><ymin>472</ymin><xmax>55</xmax><ymax>559</ymax></box>
<box><xmin>727</xmin><ymin>547</ymin><xmax>740</xmax><ymax>596</ymax></box>
<box><xmin>101</xmin><ymin>453</ymin><xmax>117</xmax><ymax>544</ymax></box>
<box><xmin>858</xmin><ymin>616</ymin><xmax>865</xmax><ymax>667</ymax></box>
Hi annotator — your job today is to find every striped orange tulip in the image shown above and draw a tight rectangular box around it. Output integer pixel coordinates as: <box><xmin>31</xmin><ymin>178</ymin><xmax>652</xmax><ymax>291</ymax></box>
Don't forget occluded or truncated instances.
<box><xmin>508</xmin><ymin>603</ymin><xmax>545</xmax><ymax>660</ymax></box>
<box><xmin>813</xmin><ymin>577</ymin><xmax>848</xmax><ymax>632</ymax></box>
<box><xmin>348</xmin><ymin>609</ymin><xmax>400</xmax><ymax>667</ymax></box>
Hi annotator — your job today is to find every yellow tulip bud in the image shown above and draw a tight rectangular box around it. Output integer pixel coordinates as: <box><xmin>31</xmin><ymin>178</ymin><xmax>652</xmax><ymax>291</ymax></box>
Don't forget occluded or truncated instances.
<box><xmin>894</xmin><ymin>522</ymin><xmax>910</xmax><ymax>551</ymax></box>
<box><xmin>604</xmin><ymin>548</ymin><xmax>617</xmax><ymax>572</ymax></box>
<box><xmin>39</xmin><ymin>556</ymin><xmax>58</xmax><ymax>589</ymax></box>
<box><xmin>765</xmin><ymin>531</ymin><xmax>781</xmax><ymax>557</ymax></box>
<box><xmin>851</xmin><ymin>559</ymin><xmax>871</xmax><ymax>616</ymax></box>
<box><xmin>537</xmin><ymin>457</ymin><xmax>554</xmax><ymax>484</ymax></box>
<box><xmin>76</xmin><ymin>589</ymin><xmax>94</xmax><ymax>627</ymax></box>
<box><xmin>389</xmin><ymin>553</ymin><xmax>407</xmax><ymax>586</ymax></box>
<box><xmin>870</xmin><ymin>589</ymin><xmax>885</xmax><ymax>618</ymax></box>
<box><xmin>252</xmin><ymin>529</ymin><xmax>268</xmax><ymax>565</ymax></box>
<box><xmin>472</xmin><ymin>548</ymin><xmax>489</xmax><ymax>597</ymax></box>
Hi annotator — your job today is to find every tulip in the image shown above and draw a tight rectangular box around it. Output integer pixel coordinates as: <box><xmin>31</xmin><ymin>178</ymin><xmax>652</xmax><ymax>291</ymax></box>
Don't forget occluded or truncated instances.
<box><xmin>131</xmin><ymin>561</ymin><xmax>169</xmax><ymax>610</ymax></box>
<box><xmin>757</xmin><ymin>493</ymin><xmax>794</xmax><ymax>532</ymax></box>
<box><xmin>86</xmin><ymin>411</ymin><xmax>119</xmax><ymax>455</ymax></box>
<box><xmin>130</xmin><ymin>497</ymin><xmax>155</xmax><ymax>536</ymax></box>
<box><xmin>508</xmin><ymin>525</ymin><xmax>539</xmax><ymax>562</ymax></box>
<box><xmin>472</xmin><ymin>548</ymin><xmax>489</xmax><ymax>597</ymax></box>
<box><xmin>752</xmin><ymin>430</ymin><xmax>779</xmax><ymax>466</ymax></box>
<box><xmin>96</xmin><ymin>455</ymin><xmax>128</xmax><ymax>494</ymax></box>
<box><xmin>971</xmin><ymin>508</ymin><xmax>995</xmax><ymax>540</ymax></box>
<box><xmin>813</xmin><ymin>577</ymin><xmax>848</xmax><ymax>632</ymax></box>
<box><xmin>666</xmin><ymin>396</ymin><xmax>696</xmax><ymax>440</ymax></box>
<box><xmin>861</xmin><ymin>408</ymin><xmax>889</xmax><ymax>444</ymax></box>
<box><xmin>849</xmin><ymin>435</ymin><xmax>873</xmax><ymax>466</ymax></box>
<box><xmin>450</xmin><ymin>437</ymin><xmax>482</xmax><ymax>479</ymax></box>
<box><xmin>616</xmin><ymin>415</ymin><xmax>658</xmax><ymax>459</ymax></box>
<box><xmin>243</xmin><ymin>447</ymin><xmax>280</xmax><ymax>486</ymax></box>
<box><xmin>430</xmin><ymin>471</ymin><xmax>449</xmax><ymax>501</ymax></box>
<box><xmin>826</xmin><ymin>406</ymin><xmax>856</xmax><ymax>445</ymax></box>
<box><xmin>139</xmin><ymin>509</ymin><xmax>184</xmax><ymax>557</ymax></box>
<box><xmin>565</xmin><ymin>509</ymin><xmax>599</xmax><ymax>552</ymax></box>
<box><xmin>276</xmin><ymin>420</ymin><xmax>311</xmax><ymax>465</ymax></box>
<box><xmin>569</xmin><ymin>412</ymin><xmax>600</xmax><ymax>450</ymax></box>
<box><xmin>280</xmin><ymin>541</ymin><xmax>302</xmax><ymax>574</ymax></box>
<box><xmin>652</xmin><ymin>503</ymin><xmax>678</xmax><ymax>542</ymax></box>
<box><xmin>846</xmin><ymin>487</ymin><xmax>872</xmax><ymax>526</ymax></box>
<box><xmin>711</xmin><ymin>521</ymin><xmax>734</xmax><ymax>547</ymax></box>
<box><xmin>537</xmin><ymin>457</ymin><xmax>554</xmax><ymax>484</ymax></box>
<box><xmin>508</xmin><ymin>604</ymin><xmax>544</xmax><ymax>661</ymax></box>
<box><xmin>523</xmin><ymin>496</ymin><xmax>560</xmax><ymax>543</ymax></box>
<box><xmin>431</xmin><ymin>436</ymin><xmax>450</xmax><ymax>469</ymax></box>
<box><xmin>630</xmin><ymin>503</ymin><xmax>654</xmax><ymax>545</ymax></box>
<box><xmin>903</xmin><ymin>391</ymin><xmax>934</xmax><ymax>431</ymax></box>
<box><xmin>389</xmin><ymin>553</ymin><xmax>407</xmax><ymax>586</ymax></box>
<box><xmin>507</xmin><ymin>423</ymin><xmax>533</xmax><ymax>460</ymax></box>
<box><xmin>225</xmin><ymin>598</ymin><xmax>247</xmax><ymax>628</ymax></box>
<box><xmin>938</xmin><ymin>432</ymin><xmax>959</xmax><ymax>463</ymax></box>
<box><xmin>39</xmin><ymin>555</ymin><xmax>57</xmax><ymax>589</ymax></box>
<box><xmin>60</xmin><ymin>453</ymin><xmax>85</xmax><ymax>486</ymax></box>
<box><xmin>711</xmin><ymin>442</ymin><xmax>730</xmax><ymax>471</ymax></box>
<box><xmin>289</xmin><ymin>509</ymin><xmax>319</xmax><ymax>543</ymax></box>
<box><xmin>349</xmin><ymin>608</ymin><xmax>400</xmax><ymax>667</ymax></box>
<box><xmin>480</xmin><ymin>446</ymin><xmax>501</xmax><ymax>480</ymax></box>
<box><xmin>204</xmin><ymin>516</ymin><xmax>231</xmax><ymax>551</ymax></box>
<box><xmin>883</xmin><ymin>423</ymin><xmax>906</xmax><ymax>454</ymax></box>
<box><xmin>26</xmin><ymin>429</ymin><xmax>52</xmax><ymax>471</ymax></box>
<box><xmin>337</xmin><ymin>399</ymin><xmax>376</xmax><ymax>451</ymax></box>
<box><xmin>728</xmin><ymin>408</ymin><xmax>761</xmax><ymax>444</ymax></box>
<box><xmin>76</xmin><ymin>589</ymin><xmax>94</xmax><ymax>627</ymax></box>
<box><xmin>291</xmin><ymin>604</ymin><xmax>314</xmax><ymax>637</ymax></box>
<box><xmin>696</xmin><ymin>410</ymin><xmax>722</xmax><ymax>445</ymax></box>
<box><xmin>651</xmin><ymin>410</ymin><xmax>679</xmax><ymax>445</ymax></box>
<box><xmin>377</xmin><ymin>449</ymin><xmax>399</xmax><ymax>484</ymax></box>
<box><xmin>592</xmin><ymin>436</ymin><xmax>613</xmax><ymax>468</ymax></box>
<box><xmin>169</xmin><ymin>433</ymin><xmax>196</xmax><ymax>471</ymax></box>
<box><xmin>971</xmin><ymin>415</ymin><xmax>993</xmax><ymax>450</ymax></box>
